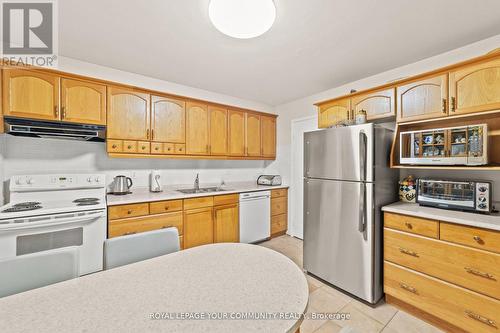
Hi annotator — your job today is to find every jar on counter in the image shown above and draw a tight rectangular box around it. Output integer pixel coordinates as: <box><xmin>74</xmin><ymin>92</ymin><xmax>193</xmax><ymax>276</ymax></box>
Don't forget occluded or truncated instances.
<box><xmin>355</xmin><ymin>109</ymin><xmax>367</xmax><ymax>124</ymax></box>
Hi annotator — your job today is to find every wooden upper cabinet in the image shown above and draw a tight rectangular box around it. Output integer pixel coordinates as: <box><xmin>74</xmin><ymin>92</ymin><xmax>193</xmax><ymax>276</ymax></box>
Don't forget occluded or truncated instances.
<box><xmin>151</xmin><ymin>96</ymin><xmax>185</xmax><ymax>143</ymax></box>
<box><xmin>107</xmin><ymin>86</ymin><xmax>150</xmax><ymax>140</ymax></box>
<box><xmin>318</xmin><ymin>98</ymin><xmax>350</xmax><ymax>128</ymax></box>
<box><xmin>186</xmin><ymin>102</ymin><xmax>209</xmax><ymax>155</ymax></box>
<box><xmin>2</xmin><ymin>69</ymin><xmax>59</xmax><ymax>121</ymax></box>
<box><xmin>214</xmin><ymin>204</ymin><xmax>239</xmax><ymax>243</ymax></box>
<box><xmin>183</xmin><ymin>207</ymin><xmax>214</xmax><ymax>249</ymax></box>
<box><xmin>449</xmin><ymin>58</ymin><xmax>500</xmax><ymax>115</ymax></box>
<box><xmin>352</xmin><ymin>88</ymin><xmax>395</xmax><ymax>121</ymax></box>
<box><xmin>261</xmin><ymin>115</ymin><xmax>276</xmax><ymax>158</ymax></box>
<box><xmin>61</xmin><ymin>78</ymin><xmax>106</xmax><ymax>125</ymax></box>
<box><xmin>209</xmin><ymin>106</ymin><xmax>228</xmax><ymax>156</ymax></box>
<box><xmin>397</xmin><ymin>74</ymin><xmax>448</xmax><ymax>122</ymax></box>
<box><xmin>246</xmin><ymin>113</ymin><xmax>261</xmax><ymax>156</ymax></box>
<box><xmin>228</xmin><ymin>110</ymin><xmax>246</xmax><ymax>156</ymax></box>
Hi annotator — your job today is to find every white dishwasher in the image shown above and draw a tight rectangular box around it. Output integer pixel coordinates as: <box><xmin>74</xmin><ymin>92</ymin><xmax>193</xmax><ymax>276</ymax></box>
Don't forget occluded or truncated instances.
<box><xmin>239</xmin><ymin>191</ymin><xmax>271</xmax><ymax>243</ymax></box>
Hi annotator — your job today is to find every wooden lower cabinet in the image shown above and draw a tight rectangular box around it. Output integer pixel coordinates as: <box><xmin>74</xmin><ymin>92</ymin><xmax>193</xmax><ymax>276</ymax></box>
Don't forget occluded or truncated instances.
<box><xmin>214</xmin><ymin>203</ymin><xmax>239</xmax><ymax>243</ymax></box>
<box><xmin>183</xmin><ymin>207</ymin><xmax>214</xmax><ymax>249</ymax></box>
<box><xmin>270</xmin><ymin>189</ymin><xmax>288</xmax><ymax>237</ymax></box>
<box><xmin>384</xmin><ymin>212</ymin><xmax>500</xmax><ymax>332</ymax></box>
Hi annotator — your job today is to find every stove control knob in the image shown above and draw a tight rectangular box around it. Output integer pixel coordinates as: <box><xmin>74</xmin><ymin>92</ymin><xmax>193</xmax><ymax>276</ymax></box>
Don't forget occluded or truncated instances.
<box><xmin>26</xmin><ymin>178</ymin><xmax>34</xmax><ymax>185</ymax></box>
<box><xmin>94</xmin><ymin>177</ymin><xmax>100</xmax><ymax>183</ymax></box>
<box><xmin>87</xmin><ymin>177</ymin><xmax>92</xmax><ymax>183</ymax></box>
<box><xmin>15</xmin><ymin>178</ymin><xmax>23</xmax><ymax>185</ymax></box>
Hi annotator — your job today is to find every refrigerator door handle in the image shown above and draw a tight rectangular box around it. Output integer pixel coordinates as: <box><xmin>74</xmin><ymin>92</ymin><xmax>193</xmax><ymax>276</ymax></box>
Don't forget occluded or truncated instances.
<box><xmin>359</xmin><ymin>183</ymin><xmax>367</xmax><ymax>239</ymax></box>
<box><xmin>359</xmin><ymin>131</ymin><xmax>367</xmax><ymax>182</ymax></box>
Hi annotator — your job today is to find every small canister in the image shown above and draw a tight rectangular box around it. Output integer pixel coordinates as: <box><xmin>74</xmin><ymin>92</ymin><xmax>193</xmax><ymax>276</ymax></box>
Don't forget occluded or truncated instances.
<box><xmin>355</xmin><ymin>109</ymin><xmax>367</xmax><ymax>124</ymax></box>
<box><xmin>399</xmin><ymin>175</ymin><xmax>416</xmax><ymax>203</ymax></box>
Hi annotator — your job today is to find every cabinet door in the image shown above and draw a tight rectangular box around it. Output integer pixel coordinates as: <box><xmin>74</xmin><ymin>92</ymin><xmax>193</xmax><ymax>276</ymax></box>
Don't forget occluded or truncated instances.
<box><xmin>317</xmin><ymin>98</ymin><xmax>350</xmax><ymax>128</ymax></box>
<box><xmin>352</xmin><ymin>88</ymin><xmax>395</xmax><ymax>121</ymax></box>
<box><xmin>186</xmin><ymin>102</ymin><xmax>209</xmax><ymax>155</ymax></box>
<box><xmin>246</xmin><ymin>113</ymin><xmax>261</xmax><ymax>156</ymax></box>
<box><xmin>214</xmin><ymin>204</ymin><xmax>239</xmax><ymax>243</ymax></box>
<box><xmin>2</xmin><ymin>69</ymin><xmax>59</xmax><ymax>120</ymax></box>
<box><xmin>61</xmin><ymin>78</ymin><xmax>106</xmax><ymax>125</ymax></box>
<box><xmin>184</xmin><ymin>207</ymin><xmax>214</xmax><ymax>249</ymax></box>
<box><xmin>261</xmin><ymin>115</ymin><xmax>276</xmax><ymax>158</ymax></box>
<box><xmin>397</xmin><ymin>74</ymin><xmax>448</xmax><ymax>122</ymax></box>
<box><xmin>209</xmin><ymin>106</ymin><xmax>228</xmax><ymax>155</ymax></box>
<box><xmin>449</xmin><ymin>58</ymin><xmax>500</xmax><ymax>115</ymax></box>
<box><xmin>151</xmin><ymin>95</ymin><xmax>185</xmax><ymax>143</ymax></box>
<box><xmin>228</xmin><ymin>110</ymin><xmax>246</xmax><ymax>156</ymax></box>
<box><xmin>107</xmin><ymin>86</ymin><xmax>150</xmax><ymax>140</ymax></box>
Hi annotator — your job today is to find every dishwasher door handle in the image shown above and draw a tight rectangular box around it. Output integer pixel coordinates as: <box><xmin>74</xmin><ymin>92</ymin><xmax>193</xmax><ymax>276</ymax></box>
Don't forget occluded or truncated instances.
<box><xmin>240</xmin><ymin>195</ymin><xmax>270</xmax><ymax>201</ymax></box>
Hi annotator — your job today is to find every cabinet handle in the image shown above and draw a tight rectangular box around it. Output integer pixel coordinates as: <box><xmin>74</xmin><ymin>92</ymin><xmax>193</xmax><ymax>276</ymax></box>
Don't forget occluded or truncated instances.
<box><xmin>465</xmin><ymin>310</ymin><xmax>497</xmax><ymax>328</ymax></box>
<box><xmin>464</xmin><ymin>267</ymin><xmax>495</xmax><ymax>280</ymax></box>
<box><xmin>441</xmin><ymin>98</ymin><xmax>446</xmax><ymax>113</ymax></box>
<box><xmin>351</xmin><ymin>109</ymin><xmax>354</xmax><ymax>120</ymax></box>
<box><xmin>473</xmin><ymin>235</ymin><xmax>483</xmax><ymax>243</ymax></box>
<box><xmin>146</xmin><ymin>129</ymin><xmax>150</xmax><ymax>139</ymax></box>
<box><xmin>398</xmin><ymin>247</ymin><xmax>419</xmax><ymax>257</ymax></box>
<box><xmin>54</xmin><ymin>106</ymin><xmax>59</xmax><ymax>118</ymax></box>
<box><xmin>399</xmin><ymin>283</ymin><xmax>418</xmax><ymax>294</ymax></box>
<box><xmin>155</xmin><ymin>147</ymin><xmax>159</xmax><ymax>151</ymax></box>
<box><xmin>112</xmin><ymin>144</ymin><xmax>117</xmax><ymax>149</ymax></box>
<box><xmin>164</xmin><ymin>206</ymin><xmax>169</xmax><ymax>211</ymax></box>
<box><xmin>127</xmin><ymin>210</ymin><xmax>132</xmax><ymax>214</ymax></box>
<box><xmin>141</xmin><ymin>146</ymin><xmax>146</xmax><ymax>150</ymax></box>
<box><xmin>346</xmin><ymin>110</ymin><xmax>350</xmax><ymax>120</ymax></box>
<box><xmin>151</xmin><ymin>129</ymin><xmax>154</xmax><ymax>140</ymax></box>
<box><xmin>127</xmin><ymin>145</ymin><xmax>132</xmax><ymax>149</ymax></box>
<box><xmin>450</xmin><ymin>97</ymin><xmax>456</xmax><ymax>112</ymax></box>
<box><xmin>404</xmin><ymin>222</ymin><xmax>413</xmax><ymax>230</ymax></box>
<box><xmin>124</xmin><ymin>232</ymin><xmax>136</xmax><ymax>236</ymax></box>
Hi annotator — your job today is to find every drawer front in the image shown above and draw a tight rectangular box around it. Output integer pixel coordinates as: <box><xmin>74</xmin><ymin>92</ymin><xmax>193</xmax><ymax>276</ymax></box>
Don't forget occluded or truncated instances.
<box><xmin>184</xmin><ymin>196</ymin><xmax>214</xmax><ymax>210</ymax></box>
<box><xmin>384</xmin><ymin>228</ymin><xmax>500</xmax><ymax>299</ymax></box>
<box><xmin>149</xmin><ymin>200</ymin><xmax>183</xmax><ymax>214</ymax></box>
<box><xmin>138</xmin><ymin>141</ymin><xmax>150</xmax><ymax>154</ymax></box>
<box><xmin>271</xmin><ymin>188</ymin><xmax>287</xmax><ymax>198</ymax></box>
<box><xmin>107</xmin><ymin>140</ymin><xmax>123</xmax><ymax>153</ymax></box>
<box><xmin>271</xmin><ymin>197</ymin><xmax>287</xmax><ymax>216</ymax></box>
<box><xmin>108</xmin><ymin>212</ymin><xmax>183</xmax><ymax>238</ymax></box>
<box><xmin>151</xmin><ymin>142</ymin><xmax>163</xmax><ymax>154</ymax></box>
<box><xmin>174</xmin><ymin>143</ymin><xmax>186</xmax><ymax>155</ymax></box>
<box><xmin>108</xmin><ymin>203</ymin><xmax>149</xmax><ymax>220</ymax></box>
<box><xmin>384</xmin><ymin>262</ymin><xmax>500</xmax><ymax>333</ymax></box>
<box><xmin>164</xmin><ymin>143</ymin><xmax>175</xmax><ymax>154</ymax></box>
<box><xmin>384</xmin><ymin>212</ymin><xmax>439</xmax><ymax>238</ymax></box>
<box><xmin>271</xmin><ymin>214</ymin><xmax>287</xmax><ymax>235</ymax></box>
<box><xmin>213</xmin><ymin>194</ymin><xmax>239</xmax><ymax>206</ymax></box>
<box><xmin>441</xmin><ymin>222</ymin><xmax>500</xmax><ymax>254</ymax></box>
<box><xmin>123</xmin><ymin>140</ymin><xmax>138</xmax><ymax>153</ymax></box>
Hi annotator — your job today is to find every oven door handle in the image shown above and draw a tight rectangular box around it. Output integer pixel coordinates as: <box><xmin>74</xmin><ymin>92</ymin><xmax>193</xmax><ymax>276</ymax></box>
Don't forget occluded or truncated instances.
<box><xmin>0</xmin><ymin>210</ymin><xmax>105</xmax><ymax>231</ymax></box>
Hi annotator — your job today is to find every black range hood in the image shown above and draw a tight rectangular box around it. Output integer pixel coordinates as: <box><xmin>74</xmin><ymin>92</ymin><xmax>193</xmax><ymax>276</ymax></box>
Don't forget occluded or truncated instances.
<box><xmin>3</xmin><ymin>117</ymin><xmax>106</xmax><ymax>142</ymax></box>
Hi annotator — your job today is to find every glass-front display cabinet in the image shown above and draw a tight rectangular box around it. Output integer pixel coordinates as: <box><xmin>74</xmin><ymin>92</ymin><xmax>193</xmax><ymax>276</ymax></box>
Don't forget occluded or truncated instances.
<box><xmin>400</xmin><ymin>124</ymin><xmax>488</xmax><ymax>166</ymax></box>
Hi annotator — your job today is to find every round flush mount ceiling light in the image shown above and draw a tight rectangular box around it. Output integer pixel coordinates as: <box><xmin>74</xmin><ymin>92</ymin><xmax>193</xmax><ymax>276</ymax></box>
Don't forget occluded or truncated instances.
<box><xmin>208</xmin><ymin>0</ymin><xmax>276</xmax><ymax>39</ymax></box>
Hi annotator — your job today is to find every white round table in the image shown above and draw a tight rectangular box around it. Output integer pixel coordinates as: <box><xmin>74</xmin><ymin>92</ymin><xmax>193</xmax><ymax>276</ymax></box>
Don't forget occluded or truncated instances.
<box><xmin>0</xmin><ymin>243</ymin><xmax>309</xmax><ymax>332</ymax></box>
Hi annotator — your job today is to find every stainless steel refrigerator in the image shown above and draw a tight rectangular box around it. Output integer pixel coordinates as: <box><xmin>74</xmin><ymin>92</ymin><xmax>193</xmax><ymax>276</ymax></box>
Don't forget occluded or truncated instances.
<box><xmin>303</xmin><ymin>123</ymin><xmax>398</xmax><ymax>304</ymax></box>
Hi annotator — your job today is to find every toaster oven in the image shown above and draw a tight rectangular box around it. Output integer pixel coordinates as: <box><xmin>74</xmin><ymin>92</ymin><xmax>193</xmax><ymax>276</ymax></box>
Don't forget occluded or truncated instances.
<box><xmin>416</xmin><ymin>179</ymin><xmax>492</xmax><ymax>213</ymax></box>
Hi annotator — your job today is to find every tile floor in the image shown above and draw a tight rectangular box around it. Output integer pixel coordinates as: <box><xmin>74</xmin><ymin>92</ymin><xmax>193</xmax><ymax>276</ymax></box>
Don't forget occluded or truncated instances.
<box><xmin>259</xmin><ymin>235</ymin><xmax>444</xmax><ymax>333</ymax></box>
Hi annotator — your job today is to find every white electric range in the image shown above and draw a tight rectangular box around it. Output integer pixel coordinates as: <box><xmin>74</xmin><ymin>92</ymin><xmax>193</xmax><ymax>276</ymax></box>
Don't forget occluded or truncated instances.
<box><xmin>0</xmin><ymin>174</ymin><xmax>107</xmax><ymax>275</ymax></box>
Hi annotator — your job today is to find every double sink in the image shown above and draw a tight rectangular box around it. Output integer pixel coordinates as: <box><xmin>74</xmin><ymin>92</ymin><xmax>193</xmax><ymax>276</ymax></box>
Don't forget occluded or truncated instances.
<box><xmin>176</xmin><ymin>187</ymin><xmax>231</xmax><ymax>194</ymax></box>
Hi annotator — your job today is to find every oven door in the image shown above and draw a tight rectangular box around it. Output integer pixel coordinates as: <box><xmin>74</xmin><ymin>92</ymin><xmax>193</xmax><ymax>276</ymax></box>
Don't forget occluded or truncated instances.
<box><xmin>0</xmin><ymin>210</ymin><xmax>106</xmax><ymax>275</ymax></box>
<box><xmin>417</xmin><ymin>180</ymin><xmax>475</xmax><ymax>210</ymax></box>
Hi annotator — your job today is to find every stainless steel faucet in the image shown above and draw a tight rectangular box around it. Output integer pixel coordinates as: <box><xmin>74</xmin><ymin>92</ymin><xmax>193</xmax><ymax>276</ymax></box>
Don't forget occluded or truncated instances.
<box><xmin>194</xmin><ymin>173</ymin><xmax>200</xmax><ymax>191</ymax></box>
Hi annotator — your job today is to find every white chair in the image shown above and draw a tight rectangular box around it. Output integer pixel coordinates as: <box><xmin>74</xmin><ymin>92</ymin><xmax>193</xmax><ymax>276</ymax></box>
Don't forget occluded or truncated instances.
<box><xmin>0</xmin><ymin>247</ymin><xmax>79</xmax><ymax>298</ymax></box>
<box><xmin>104</xmin><ymin>227</ymin><xmax>180</xmax><ymax>270</ymax></box>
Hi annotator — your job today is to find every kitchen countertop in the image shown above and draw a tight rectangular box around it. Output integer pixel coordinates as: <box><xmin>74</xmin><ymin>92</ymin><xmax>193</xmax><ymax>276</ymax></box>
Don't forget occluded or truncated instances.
<box><xmin>0</xmin><ymin>243</ymin><xmax>308</xmax><ymax>333</ymax></box>
<box><xmin>382</xmin><ymin>201</ymin><xmax>500</xmax><ymax>231</ymax></box>
<box><xmin>106</xmin><ymin>181</ymin><xmax>289</xmax><ymax>206</ymax></box>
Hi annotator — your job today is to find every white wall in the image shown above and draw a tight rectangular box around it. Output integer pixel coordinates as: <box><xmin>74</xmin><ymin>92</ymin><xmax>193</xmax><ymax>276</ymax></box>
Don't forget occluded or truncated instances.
<box><xmin>0</xmin><ymin>57</ymin><xmax>276</xmax><ymax>204</ymax></box>
<box><xmin>269</xmin><ymin>34</ymin><xmax>500</xmax><ymax>186</ymax></box>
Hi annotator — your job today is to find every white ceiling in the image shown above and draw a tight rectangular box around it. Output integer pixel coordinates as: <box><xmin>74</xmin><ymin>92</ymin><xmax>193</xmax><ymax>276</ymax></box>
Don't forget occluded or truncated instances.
<box><xmin>59</xmin><ymin>0</ymin><xmax>500</xmax><ymax>106</ymax></box>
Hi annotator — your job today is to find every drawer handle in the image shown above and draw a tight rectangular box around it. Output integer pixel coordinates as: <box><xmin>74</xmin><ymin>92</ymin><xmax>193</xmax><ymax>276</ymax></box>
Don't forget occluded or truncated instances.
<box><xmin>399</xmin><ymin>283</ymin><xmax>418</xmax><ymax>294</ymax></box>
<box><xmin>398</xmin><ymin>247</ymin><xmax>419</xmax><ymax>257</ymax></box>
<box><xmin>161</xmin><ymin>225</ymin><xmax>173</xmax><ymax>229</ymax></box>
<box><xmin>464</xmin><ymin>267</ymin><xmax>496</xmax><ymax>280</ymax></box>
<box><xmin>164</xmin><ymin>206</ymin><xmax>169</xmax><ymax>210</ymax></box>
<box><xmin>127</xmin><ymin>145</ymin><xmax>132</xmax><ymax>149</ymax></box>
<box><xmin>112</xmin><ymin>144</ymin><xmax>117</xmax><ymax>149</ymax></box>
<box><xmin>473</xmin><ymin>235</ymin><xmax>484</xmax><ymax>244</ymax></box>
<box><xmin>141</xmin><ymin>146</ymin><xmax>146</xmax><ymax>150</ymax></box>
<box><xmin>465</xmin><ymin>310</ymin><xmax>497</xmax><ymax>328</ymax></box>
<box><xmin>155</xmin><ymin>147</ymin><xmax>159</xmax><ymax>151</ymax></box>
<box><xmin>127</xmin><ymin>210</ymin><xmax>133</xmax><ymax>214</ymax></box>
<box><xmin>124</xmin><ymin>232</ymin><xmax>136</xmax><ymax>236</ymax></box>
<box><xmin>404</xmin><ymin>222</ymin><xmax>413</xmax><ymax>230</ymax></box>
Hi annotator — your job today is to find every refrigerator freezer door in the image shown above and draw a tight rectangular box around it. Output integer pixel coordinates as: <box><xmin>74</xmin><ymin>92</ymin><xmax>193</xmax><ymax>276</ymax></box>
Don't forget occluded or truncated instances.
<box><xmin>304</xmin><ymin>123</ymin><xmax>374</xmax><ymax>182</ymax></box>
<box><xmin>303</xmin><ymin>178</ymin><xmax>377</xmax><ymax>303</ymax></box>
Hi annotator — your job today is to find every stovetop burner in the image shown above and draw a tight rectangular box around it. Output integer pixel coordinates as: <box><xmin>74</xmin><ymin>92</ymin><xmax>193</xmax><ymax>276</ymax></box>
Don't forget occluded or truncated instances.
<box><xmin>73</xmin><ymin>198</ymin><xmax>100</xmax><ymax>203</ymax></box>
<box><xmin>13</xmin><ymin>202</ymin><xmax>41</xmax><ymax>207</ymax></box>
<box><xmin>2</xmin><ymin>205</ymin><xmax>42</xmax><ymax>213</ymax></box>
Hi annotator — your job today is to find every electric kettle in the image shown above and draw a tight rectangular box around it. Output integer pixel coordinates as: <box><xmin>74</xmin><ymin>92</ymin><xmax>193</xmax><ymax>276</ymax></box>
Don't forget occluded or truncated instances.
<box><xmin>110</xmin><ymin>175</ymin><xmax>133</xmax><ymax>195</ymax></box>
